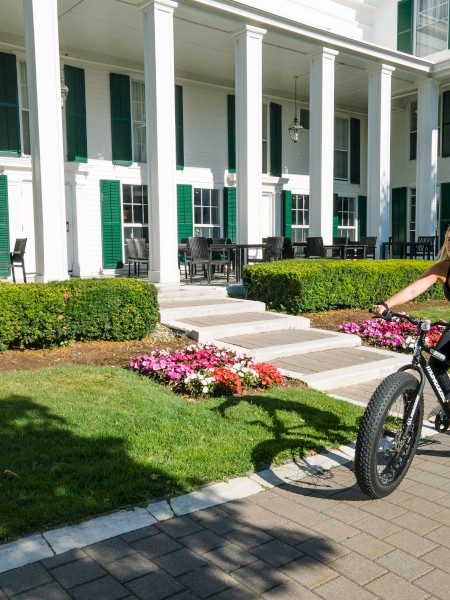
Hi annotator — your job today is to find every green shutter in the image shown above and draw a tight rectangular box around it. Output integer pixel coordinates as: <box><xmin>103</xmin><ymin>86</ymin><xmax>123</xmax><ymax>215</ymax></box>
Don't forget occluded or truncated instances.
<box><xmin>177</xmin><ymin>184</ymin><xmax>193</xmax><ymax>242</ymax></box>
<box><xmin>397</xmin><ymin>0</ymin><xmax>413</xmax><ymax>54</ymax></box>
<box><xmin>350</xmin><ymin>118</ymin><xmax>360</xmax><ymax>184</ymax></box>
<box><xmin>440</xmin><ymin>183</ymin><xmax>450</xmax><ymax>246</ymax></box>
<box><xmin>333</xmin><ymin>194</ymin><xmax>339</xmax><ymax>237</ymax></box>
<box><xmin>110</xmin><ymin>73</ymin><xmax>132</xmax><ymax>166</ymax></box>
<box><xmin>64</xmin><ymin>65</ymin><xmax>87</xmax><ymax>163</ymax></box>
<box><xmin>175</xmin><ymin>84</ymin><xmax>184</xmax><ymax>170</ymax></box>
<box><xmin>227</xmin><ymin>95</ymin><xmax>236</xmax><ymax>172</ymax></box>
<box><xmin>392</xmin><ymin>187</ymin><xmax>407</xmax><ymax>257</ymax></box>
<box><xmin>223</xmin><ymin>187</ymin><xmax>237</xmax><ymax>242</ymax></box>
<box><xmin>0</xmin><ymin>175</ymin><xmax>10</xmax><ymax>277</ymax></box>
<box><xmin>270</xmin><ymin>102</ymin><xmax>282</xmax><ymax>177</ymax></box>
<box><xmin>443</xmin><ymin>91</ymin><xmax>450</xmax><ymax>157</ymax></box>
<box><xmin>358</xmin><ymin>195</ymin><xmax>367</xmax><ymax>238</ymax></box>
<box><xmin>100</xmin><ymin>180</ymin><xmax>123</xmax><ymax>269</ymax></box>
<box><xmin>281</xmin><ymin>190</ymin><xmax>292</xmax><ymax>237</ymax></box>
<box><xmin>0</xmin><ymin>52</ymin><xmax>20</xmax><ymax>157</ymax></box>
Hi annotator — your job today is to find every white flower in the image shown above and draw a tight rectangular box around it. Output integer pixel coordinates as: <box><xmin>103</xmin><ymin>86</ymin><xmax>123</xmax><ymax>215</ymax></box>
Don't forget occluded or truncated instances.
<box><xmin>202</xmin><ymin>386</ymin><xmax>209</xmax><ymax>393</ymax></box>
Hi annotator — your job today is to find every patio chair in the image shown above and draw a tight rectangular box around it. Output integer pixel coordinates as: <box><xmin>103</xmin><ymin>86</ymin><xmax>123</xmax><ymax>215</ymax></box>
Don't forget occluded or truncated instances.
<box><xmin>178</xmin><ymin>238</ymin><xmax>189</xmax><ymax>278</ymax></box>
<box><xmin>332</xmin><ymin>236</ymin><xmax>349</xmax><ymax>259</ymax></box>
<box><xmin>359</xmin><ymin>236</ymin><xmax>377</xmax><ymax>259</ymax></box>
<box><xmin>265</xmin><ymin>236</ymin><xmax>284</xmax><ymax>261</ymax></box>
<box><xmin>186</xmin><ymin>236</ymin><xmax>230</xmax><ymax>283</ymax></box>
<box><xmin>281</xmin><ymin>237</ymin><xmax>295</xmax><ymax>259</ymax></box>
<box><xmin>9</xmin><ymin>238</ymin><xmax>27</xmax><ymax>282</ymax></box>
<box><xmin>415</xmin><ymin>235</ymin><xmax>437</xmax><ymax>260</ymax></box>
<box><xmin>126</xmin><ymin>238</ymin><xmax>148</xmax><ymax>277</ymax></box>
<box><xmin>305</xmin><ymin>237</ymin><xmax>336</xmax><ymax>259</ymax></box>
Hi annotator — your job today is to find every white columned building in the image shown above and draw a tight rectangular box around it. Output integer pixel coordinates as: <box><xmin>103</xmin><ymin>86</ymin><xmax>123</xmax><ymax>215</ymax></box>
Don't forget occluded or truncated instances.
<box><xmin>142</xmin><ymin>0</ymin><xmax>179</xmax><ymax>283</ymax></box>
<box><xmin>416</xmin><ymin>79</ymin><xmax>439</xmax><ymax>237</ymax></box>
<box><xmin>23</xmin><ymin>0</ymin><xmax>68</xmax><ymax>282</ymax></box>
<box><xmin>233</xmin><ymin>25</ymin><xmax>266</xmax><ymax>244</ymax></box>
<box><xmin>309</xmin><ymin>48</ymin><xmax>338</xmax><ymax>244</ymax></box>
<box><xmin>367</xmin><ymin>65</ymin><xmax>394</xmax><ymax>255</ymax></box>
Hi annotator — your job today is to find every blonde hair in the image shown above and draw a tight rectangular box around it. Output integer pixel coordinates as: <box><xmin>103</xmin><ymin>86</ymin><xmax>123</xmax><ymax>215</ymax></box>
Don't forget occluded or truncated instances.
<box><xmin>438</xmin><ymin>226</ymin><xmax>450</xmax><ymax>261</ymax></box>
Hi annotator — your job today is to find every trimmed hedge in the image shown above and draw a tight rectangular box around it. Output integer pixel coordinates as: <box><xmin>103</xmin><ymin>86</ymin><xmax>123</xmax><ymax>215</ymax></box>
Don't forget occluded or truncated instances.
<box><xmin>0</xmin><ymin>278</ymin><xmax>159</xmax><ymax>351</ymax></box>
<box><xmin>242</xmin><ymin>259</ymin><xmax>444</xmax><ymax>314</ymax></box>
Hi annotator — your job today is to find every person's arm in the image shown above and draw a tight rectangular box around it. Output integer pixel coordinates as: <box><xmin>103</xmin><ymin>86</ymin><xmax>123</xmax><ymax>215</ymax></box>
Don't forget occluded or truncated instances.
<box><xmin>372</xmin><ymin>263</ymin><xmax>445</xmax><ymax>316</ymax></box>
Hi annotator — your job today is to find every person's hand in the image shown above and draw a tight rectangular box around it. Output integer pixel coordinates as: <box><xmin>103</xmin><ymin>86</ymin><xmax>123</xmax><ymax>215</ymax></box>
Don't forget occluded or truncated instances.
<box><xmin>371</xmin><ymin>303</ymin><xmax>388</xmax><ymax>316</ymax></box>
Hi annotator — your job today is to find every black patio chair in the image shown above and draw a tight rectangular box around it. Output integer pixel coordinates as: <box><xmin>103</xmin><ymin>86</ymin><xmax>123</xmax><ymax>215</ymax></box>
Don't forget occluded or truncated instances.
<box><xmin>359</xmin><ymin>236</ymin><xmax>377</xmax><ymax>259</ymax></box>
<box><xmin>332</xmin><ymin>236</ymin><xmax>349</xmax><ymax>259</ymax></box>
<box><xmin>186</xmin><ymin>236</ymin><xmax>230</xmax><ymax>283</ymax></box>
<box><xmin>265</xmin><ymin>236</ymin><xmax>285</xmax><ymax>261</ymax></box>
<box><xmin>415</xmin><ymin>235</ymin><xmax>437</xmax><ymax>260</ymax></box>
<box><xmin>10</xmin><ymin>238</ymin><xmax>27</xmax><ymax>282</ymax></box>
<box><xmin>282</xmin><ymin>237</ymin><xmax>295</xmax><ymax>259</ymax></box>
<box><xmin>305</xmin><ymin>237</ymin><xmax>337</xmax><ymax>259</ymax></box>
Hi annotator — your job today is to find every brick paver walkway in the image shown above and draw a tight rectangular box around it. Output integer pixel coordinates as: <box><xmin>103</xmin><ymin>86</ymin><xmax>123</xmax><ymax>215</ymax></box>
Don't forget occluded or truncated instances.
<box><xmin>1</xmin><ymin>432</ymin><xmax>450</xmax><ymax>599</ymax></box>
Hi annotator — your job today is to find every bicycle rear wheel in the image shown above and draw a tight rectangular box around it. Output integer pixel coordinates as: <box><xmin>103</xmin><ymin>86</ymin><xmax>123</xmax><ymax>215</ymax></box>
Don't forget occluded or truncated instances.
<box><xmin>355</xmin><ymin>371</ymin><xmax>422</xmax><ymax>499</ymax></box>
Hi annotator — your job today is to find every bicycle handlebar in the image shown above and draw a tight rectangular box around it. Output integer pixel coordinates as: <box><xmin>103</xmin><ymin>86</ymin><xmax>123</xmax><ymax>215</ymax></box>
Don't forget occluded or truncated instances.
<box><xmin>369</xmin><ymin>308</ymin><xmax>449</xmax><ymax>329</ymax></box>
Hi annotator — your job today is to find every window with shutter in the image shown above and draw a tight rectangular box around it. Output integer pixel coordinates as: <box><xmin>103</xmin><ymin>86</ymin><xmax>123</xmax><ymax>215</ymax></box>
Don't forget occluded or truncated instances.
<box><xmin>350</xmin><ymin>118</ymin><xmax>360</xmax><ymax>184</ymax></box>
<box><xmin>0</xmin><ymin>174</ymin><xmax>10</xmax><ymax>277</ymax></box>
<box><xmin>223</xmin><ymin>187</ymin><xmax>236</xmax><ymax>242</ymax></box>
<box><xmin>270</xmin><ymin>102</ymin><xmax>282</xmax><ymax>177</ymax></box>
<box><xmin>397</xmin><ymin>0</ymin><xmax>414</xmax><ymax>54</ymax></box>
<box><xmin>175</xmin><ymin>85</ymin><xmax>184</xmax><ymax>170</ymax></box>
<box><xmin>227</xmin><ymin>95</ymin><xmax>236</xmax><ymax>173</ymax></box>
<box><xmin>281</xmin><ymin>190</ymin><xmax>292</xmax><ymax>238</ymax></box>
<box><xmin>65</xmin><ymin>65</ymin><xmax>88</xmax><ymax>163</ymax></box>
<box><xmin>110</xmin><ymin>73</ymin><xmax>132</xmax><ymax>166</ymax></box>
<box><xmin>0</xmin><ymin>52</ymin><xmax>21</xmax><ymax>157</ymax></box>
<box><xmin>177</xmin><ymin>184</ymin><xmax>193</xmax><ymax>242</ymax></box>
<box><xmin>100</xmin><ymin>180</ymin><xmax>123</xmax><ymax>269</ymax></box>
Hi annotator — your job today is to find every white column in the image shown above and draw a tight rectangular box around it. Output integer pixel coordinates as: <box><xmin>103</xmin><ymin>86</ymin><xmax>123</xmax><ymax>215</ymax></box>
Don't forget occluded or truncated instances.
<box><xmin>23</xmin><ymin>0</ymin><xmax>68</xmax><ymax>282</ymax></box>
<box><xmin>309</xmin><ymin>48</ymin><xmax>338</xmax><ymax>244</ymax></box>
<box><xmin>233</xmin><ymin>25</ymin><xmax>266</xmax><ymax>244</ymax></box>
<box><xmin>416</xmin><ymin>79</ymin><xmax>439</xmax><ymax>237</ymax></box>
<box><xmin>367</xmin><ymin>65</ymin><xmax>395</xmax><ymax>255</ymax></box>
<box><xmin>142</xmin><ymin>0</ymin><xmax>179</xmax><ymax>283</ymax></box>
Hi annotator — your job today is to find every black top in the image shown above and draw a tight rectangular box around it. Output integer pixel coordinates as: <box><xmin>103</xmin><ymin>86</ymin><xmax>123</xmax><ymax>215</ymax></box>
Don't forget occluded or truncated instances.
<box><xmin>444</xmin><ymin>262</ymin><xmax>450</xmax><ymax>301</ymax></box>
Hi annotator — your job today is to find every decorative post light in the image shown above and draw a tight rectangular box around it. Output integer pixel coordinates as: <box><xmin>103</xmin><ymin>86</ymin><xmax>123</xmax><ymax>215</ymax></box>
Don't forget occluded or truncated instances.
<box><xmin>288</xmin><ymin>76</ymin><xmax>303</xmax><ymax>143</ymax></box>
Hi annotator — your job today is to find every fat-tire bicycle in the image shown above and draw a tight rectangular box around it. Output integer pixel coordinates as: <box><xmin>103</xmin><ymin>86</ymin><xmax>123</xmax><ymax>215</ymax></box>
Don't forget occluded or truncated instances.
<box><xmin>354</xmin><ymin>309</ymin><xmax>450</xmax><ymax>499</ymax></box>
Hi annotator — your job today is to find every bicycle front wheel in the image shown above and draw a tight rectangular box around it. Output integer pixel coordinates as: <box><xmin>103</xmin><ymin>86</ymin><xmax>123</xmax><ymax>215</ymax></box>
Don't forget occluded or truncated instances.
<box><xmin>355</xmin><ymin>372</ymin><xmax>422</xmax><ymax>499</ymax></box>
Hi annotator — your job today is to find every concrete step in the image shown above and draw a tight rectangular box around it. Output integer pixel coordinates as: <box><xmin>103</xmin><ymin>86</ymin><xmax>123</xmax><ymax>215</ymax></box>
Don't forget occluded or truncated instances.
<box><xmin>159</xmin><ymin>298</ymin><xmax>266</xmax><ymax>321</ymax></box>
<box><xmin>163</xmin><ymin>312</ymin><xmax>311</xmax><ymax>342</ymax></box>
<box><xmin>268</xmin><ymin>346</ymin><xmax>410</xmax><ymax>391</ymax></box>
<box><xmin>155</xmin><ymin>283</ymin><xmax>228</xmax><ymax>303</ymax></box>
<box><xmin>213</xmin><ymin>327</ymin><xmax>361</xmax><ymax>361</ymax></box>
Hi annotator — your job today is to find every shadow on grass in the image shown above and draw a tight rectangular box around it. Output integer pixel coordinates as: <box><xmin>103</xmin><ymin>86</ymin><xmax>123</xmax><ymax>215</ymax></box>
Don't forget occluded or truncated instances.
<box><xmin>213</xmin><ymin>393</ymin><xmax>361</xmax><ymax>469</ymax></box>
<box><xmin>0</xmin><ymin>394</ymin><xmax>204</xmax><ymax>543</ymax></box>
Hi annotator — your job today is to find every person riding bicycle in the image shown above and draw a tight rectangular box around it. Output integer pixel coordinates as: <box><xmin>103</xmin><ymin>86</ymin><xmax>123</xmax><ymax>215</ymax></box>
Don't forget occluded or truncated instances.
<box><xmin>372</xmin><ymin>225</ymin><xmax>450</xmax><ymax>419</ymax></box>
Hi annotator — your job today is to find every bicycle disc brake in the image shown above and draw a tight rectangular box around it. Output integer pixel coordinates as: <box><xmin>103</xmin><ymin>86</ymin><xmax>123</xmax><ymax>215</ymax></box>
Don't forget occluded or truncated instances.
<box><xmin>435</xmin><ymin>410</ymin><xmax>450</xmax><ymax>433</ymax></box>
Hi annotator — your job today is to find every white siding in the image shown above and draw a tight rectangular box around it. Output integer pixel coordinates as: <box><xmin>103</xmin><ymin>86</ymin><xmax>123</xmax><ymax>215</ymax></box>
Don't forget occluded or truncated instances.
<box><xmin>372</xmin><ymin>0</ymin><xmax>399</xmax><ymax>50</ymax></box>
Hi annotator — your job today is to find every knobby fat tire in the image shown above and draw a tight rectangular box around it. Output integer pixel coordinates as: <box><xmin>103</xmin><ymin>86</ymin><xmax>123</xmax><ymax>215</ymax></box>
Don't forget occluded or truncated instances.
<box><xmin>355</xmin><ymin>372</ymin><xmax>422</xmax><ymax>499</ymax></box>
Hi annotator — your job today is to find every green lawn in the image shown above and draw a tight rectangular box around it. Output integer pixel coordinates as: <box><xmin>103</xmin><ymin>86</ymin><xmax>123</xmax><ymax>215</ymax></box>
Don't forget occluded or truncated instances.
<box><xmin>0</xmin><ymin>365</ymin><xmax>363</xmax><ymax>542</ymax></box>
<box><xmin>409</xmin><ymin>304</ymin><xmax>450</xmax><ymax>322</ymax></box>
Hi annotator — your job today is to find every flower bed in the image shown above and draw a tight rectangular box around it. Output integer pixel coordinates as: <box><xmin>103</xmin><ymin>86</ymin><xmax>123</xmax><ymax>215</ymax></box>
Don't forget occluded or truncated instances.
<box><xmin>339</xmin><ymin>316</ymin><xmax>442</xmax><ymax>352</ymax></box>
<box><xmin>130</xmin><ymin>343</ymin><xmax>283</xmax><ymax>397</ymax></box>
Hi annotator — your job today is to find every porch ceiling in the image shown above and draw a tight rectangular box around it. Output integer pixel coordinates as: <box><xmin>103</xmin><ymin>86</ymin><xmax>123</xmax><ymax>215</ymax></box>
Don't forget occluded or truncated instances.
<box><xmin>0</xmin><ymin>0</ymin><xmax>431</xmax><ymax>113</ymax></box>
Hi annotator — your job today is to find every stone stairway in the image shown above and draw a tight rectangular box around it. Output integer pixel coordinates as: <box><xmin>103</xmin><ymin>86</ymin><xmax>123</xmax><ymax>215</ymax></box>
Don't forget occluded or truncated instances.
<box><xmin>157</xmin><ymin>283</ymin><xmax>409</xmax><ymax>392</ymax></box>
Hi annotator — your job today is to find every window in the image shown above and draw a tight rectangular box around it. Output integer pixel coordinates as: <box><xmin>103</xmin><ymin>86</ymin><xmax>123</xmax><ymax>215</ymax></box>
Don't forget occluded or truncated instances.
<box><xmin>416</xmin><ymin>0</ymin><xmax>449</xmax><ymax>56</ymax></box>
<box><xmin>122</xmin><ymin>184</ymin><xmax>148</xmax><ymax>260</ymax></box>
<box><xmin>194</xmin><ymin>188</ymin><xmax>220</xmax><ymax>238</ymax></box>
<box><xmin>334</xmin><ymin>118</ymin><xmax>349</xmax><ymax>180</ymax></box>
<box><xmin>409</xmin><ymin>188</ymin><xmax>417</xmax><ymax>241</ymax></box>
<box><xmin>410</xmin><ymin>100</ymin><xmax>417</xmax><ymax>160</ymax></box>
<box><xmin>262</xmin><ymin>103</ymin><xmax>268</xmax><ymax>174</ymax></box>
<box><xmin>19</xmin><ymin>61</ymin><xmax>30</xmax><ymax>155</ymax></box>
<box><xmin>291</xmin><ymin>194</ymin><xmax>309</xmax><ymax>241</ymax></box>
<box><xmin>131</xmin><ymin>81</ymin><xmax>146</xmax><ymax>163</ymax></box>
<box><xmin>336</xmin><ymin>196</ymin><xmax>356</xmax><ymax>240</ymax></box>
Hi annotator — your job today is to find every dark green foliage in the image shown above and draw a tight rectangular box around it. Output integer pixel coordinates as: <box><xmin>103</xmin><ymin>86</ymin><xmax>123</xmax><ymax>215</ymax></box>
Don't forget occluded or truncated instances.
<box><xmin>0</xmin><ymin>278</ymin><xmax>158</xmax><ymax>350</ymax></box>
<box><xmin>242</xmin><ymin>259</ymin><xmax>444</xmax><ymax>314</ymax></box>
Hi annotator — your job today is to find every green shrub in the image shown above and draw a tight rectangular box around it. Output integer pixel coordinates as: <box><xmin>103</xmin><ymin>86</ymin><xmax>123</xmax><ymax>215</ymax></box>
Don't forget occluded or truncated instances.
<box><xmin>242</xmin><ymin>259</ymin><xmax>444</xmax><ymax>314</ymax></box>
<box><xmin>0</xmin><ymin>278</ymin><xmax>158</xmax><ymax>350</ymax></box>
